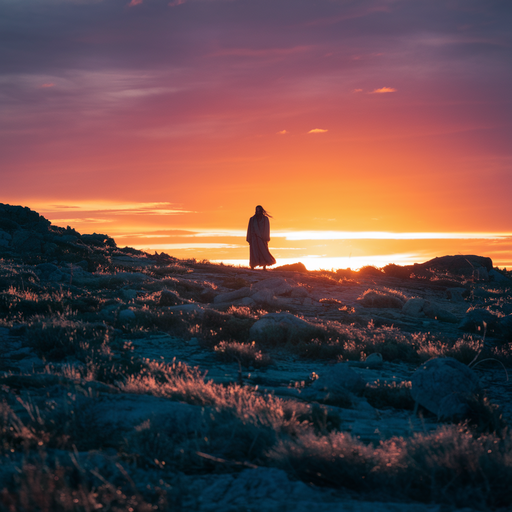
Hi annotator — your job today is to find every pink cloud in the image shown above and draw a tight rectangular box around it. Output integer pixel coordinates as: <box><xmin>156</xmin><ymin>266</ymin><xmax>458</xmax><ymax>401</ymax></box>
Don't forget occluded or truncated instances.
<box><xmin>39</xmin><ymin>83</ymin><xmax>55</xmax><ymax>88</ymax></box>
<box><xmin>371</xmin><ymin>87</ymin><xmax>397</xmax><ymax>93</ymax></box>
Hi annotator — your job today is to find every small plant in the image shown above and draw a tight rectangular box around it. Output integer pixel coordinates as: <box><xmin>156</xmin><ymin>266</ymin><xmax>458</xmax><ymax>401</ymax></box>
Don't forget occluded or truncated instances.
<box><xmin>214</xmin><ymin>340</ymin><xmax>273</xmax><ymax>368</ymax></box>
<box><xmin>364</xmin><ymin>380</ymin><xmax>414</xmax><ymax>410</ymax></box>
<box><xmin>357</xmin><ymin>288</ymin><xmax>406</xmax><ymax>308</ymax></box>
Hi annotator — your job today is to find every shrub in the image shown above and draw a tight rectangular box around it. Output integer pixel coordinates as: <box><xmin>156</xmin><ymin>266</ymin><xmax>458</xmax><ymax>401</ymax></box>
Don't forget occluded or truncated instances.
<box><xmin>221</xmin><ymin>277</ymin><xmax>250</xmax><ymax>289</ymax></box>
<box><xmin>382</xmin><ymin>263</ymin><xmax>412</xmax><ymax>279</ymax></box>
<box><xmin>214</xmin><ymin>341</ymin><xmax>273</xmax><ymax>368</ymax></box>
<box><xmin>0</xmin><ymin>459</ymin><xmax>166</xmax><ymax>512</ymax></box>
<box><xmin>363</xmin><ymin>381</ymin><xmax>415</xmax><ymax>410</ymax></box>
<box><xmin>357</xmin><ymin>289</ymin><xmax>406</xmax><ymax>308</ymax></box>
<box><xmin>200</xmin><ymin>309</ymin><xmax>255</xmax><ymax>344</ymax></box>
<box><xmin>269</xmin><ymin>426</ymin><xmax>512</xmax><ymax>509</ymax></box>
<box><xmin>358</xmin><ymin>265</ymin><xmax>383</xmax><ymax>276</ymax></box>
<box><xmin>25</xmin><ymin>319</ymin><xmax>112</xmax><ymax>362</ymax></box>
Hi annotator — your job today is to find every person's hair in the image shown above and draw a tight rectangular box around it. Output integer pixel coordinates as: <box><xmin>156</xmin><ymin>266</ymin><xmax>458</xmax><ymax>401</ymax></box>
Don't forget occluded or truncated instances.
<box><xmin>256</xmin><ymin>205</ymin><xmax>273</xmax><ymax>218</ymax></box>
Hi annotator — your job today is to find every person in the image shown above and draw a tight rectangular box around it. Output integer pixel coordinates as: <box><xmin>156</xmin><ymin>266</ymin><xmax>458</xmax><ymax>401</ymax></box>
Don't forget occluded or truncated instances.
<box><xmin>246</xmin><ymin>205</ymin><xmax>276</xmax><ymax>270</ymax></box>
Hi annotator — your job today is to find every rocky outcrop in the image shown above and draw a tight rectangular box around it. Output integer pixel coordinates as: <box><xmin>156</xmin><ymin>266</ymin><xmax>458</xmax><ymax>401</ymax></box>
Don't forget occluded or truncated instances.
<box><xmin>0</xmin><ymin>203</ymin><xmax>120</xmax><ymax>269</ymax></box>
<box><xmin>417</xmin><ymin>255</ymin><xmax>493</xmax><ymax>280</ymax></box>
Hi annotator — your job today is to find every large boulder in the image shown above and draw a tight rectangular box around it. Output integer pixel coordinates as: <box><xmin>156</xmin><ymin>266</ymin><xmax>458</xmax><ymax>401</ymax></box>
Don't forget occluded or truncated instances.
<box><xmin>411</xmin><ymin>357</ymin><xmax>481</xmax><ymax>419</ymax></box>
<box><xmin>419</xmin><ymin>255</ymin><xmax>492</xmax><ymax>279</ymax></box>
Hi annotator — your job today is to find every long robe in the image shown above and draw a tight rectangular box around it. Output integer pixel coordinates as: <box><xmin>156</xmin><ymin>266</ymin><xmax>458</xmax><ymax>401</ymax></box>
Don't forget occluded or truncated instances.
<box><xmin>246</xmin><ymin>214</ymin><xmax>276</xmax><ymax>268</ymax></box>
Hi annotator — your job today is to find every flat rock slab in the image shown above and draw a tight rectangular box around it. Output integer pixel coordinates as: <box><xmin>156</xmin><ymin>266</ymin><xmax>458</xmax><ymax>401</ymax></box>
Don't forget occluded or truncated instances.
<box><xmin>197</xmin><ymin>467</ymin><xmax>444</xmax><ymax>512</ymax></box>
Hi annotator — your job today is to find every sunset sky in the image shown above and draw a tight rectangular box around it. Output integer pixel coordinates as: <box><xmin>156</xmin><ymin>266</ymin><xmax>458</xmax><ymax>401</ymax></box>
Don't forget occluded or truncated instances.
<box><xmin>1</xmin><ymin>0</ymin><xmax>511</xmax><ymax>269</ymax></box>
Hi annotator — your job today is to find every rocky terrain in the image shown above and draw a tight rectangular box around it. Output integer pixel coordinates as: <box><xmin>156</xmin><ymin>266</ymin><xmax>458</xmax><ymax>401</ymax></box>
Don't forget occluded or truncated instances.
<box><xmin>1</xmin><ymin>202</ymin><xmax>512</xmax><ymax>511</ymax></box>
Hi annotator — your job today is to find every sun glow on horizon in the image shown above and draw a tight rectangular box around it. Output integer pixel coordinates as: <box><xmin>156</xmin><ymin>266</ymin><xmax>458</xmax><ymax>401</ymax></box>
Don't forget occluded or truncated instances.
<box><xmin>213</xmin><ymin>254</ymin><xmax>420</xmax><ymax>271</ymax></box>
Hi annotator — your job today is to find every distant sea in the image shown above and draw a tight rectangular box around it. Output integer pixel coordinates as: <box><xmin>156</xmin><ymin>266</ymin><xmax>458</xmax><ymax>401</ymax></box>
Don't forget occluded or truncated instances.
<box><xmin>130</xmin><ymin>232</ymin><xmax>512</xmax><ymax>271</ymax></box>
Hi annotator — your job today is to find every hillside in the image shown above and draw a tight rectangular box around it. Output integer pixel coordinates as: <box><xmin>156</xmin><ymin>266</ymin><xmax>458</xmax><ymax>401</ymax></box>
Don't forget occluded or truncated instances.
<box><xmin>1</xmin><ymin>203</ymin><xmax>512</xmax><ymax>511</ymax></box>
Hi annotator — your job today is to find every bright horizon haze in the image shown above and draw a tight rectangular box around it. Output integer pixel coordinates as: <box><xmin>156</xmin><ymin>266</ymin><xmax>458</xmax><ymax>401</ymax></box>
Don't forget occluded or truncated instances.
<box><xmin>1</xmin><ymin>0</ymin><xmax>511</xmax><ymax>269</ymax></box>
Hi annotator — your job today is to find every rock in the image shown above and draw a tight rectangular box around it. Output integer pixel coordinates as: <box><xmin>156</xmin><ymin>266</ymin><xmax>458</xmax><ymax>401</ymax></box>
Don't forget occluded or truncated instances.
<box><xmin>423</xmin><ymin>302</ymin><xmax>458</xmax><ymax>323</ymax></box>
<box><xmin>93</xmin><ymin>393</ymin><xmax>206</xmax><ymax>433</ymax></box>
<box><xmin>312</xmin><ymin>363</ymin><xmax>366</xmax><ymax>394</ymax></box>
<box><xmin>239</xmin><ymin>296</ymin><xmax>255</xmax><ymax>306</ymax></box>
<box><xmin>458</xmin><ymin>308</ymin><xmax>500</xmax><ymax>333</ymax></box>
<box><xmin>252</xmin><ymin>277</ymin><xmax>293</xmax><ymax>296</ymax></box>
<box><xmin>249</xmin><ymin>312</ymin><xmax>315</xmax><ymax>343</ymax></box>
<box><xmin>489</xmin><ymin>269</ymin><xmax>512</xmax><ymax>285</ymax></box>
<box><xmin>498</xmin><ymin>315</ymin><xmax>512</xmax><ymax>340</ymax></box>
<box><xmin>36</xmin><ymin>263</ymin><xmax>64</xmax><ymax>281</ymax></box>
<box><xmin>473</xmin><ymin>267</ymin><xmax>489</xmax><ymax>281</ymax></box>
<box><xmin>119</xmin><ymin>309</ymin><xmax>136</xmax><ymax>322</ymax></box>
<box><xmin>419</xmin><ymin>255</ymin><xmax>493</xmax><ymax>277</ymax></box>
<box><xmin>402</xmin><ymin>298</ymin><xmax>459</xmax><ymax>323</ymax></box>
<box><xmin>159</xmin><ymin>289</ymin><xmax>182</xmax><ymax>306</ymax></box>
<box><xmin>402</xmin><ymin>298</ymin><xmax>426</xmax><ymax>317</ymax></box>
<box><xmin>360</xmin><ymin>352</ymin><xmax>383</xmax><ymax>368</ymax></box>
<box><xmin>81</xmin><ymin>233</ymin><xmax>116</xmax><ymax>248</ymax></box>
<box><xmin>121</xmin><ymin>288</ymin><xmax>138</xmax><ymax>301</ymax></box>
<box><xmin>214</xmin><ymin>286</ymin><xmax>252</xmax><ymax>304</ymax></box>
<box><xmin>446</xmin><ymin>288</ymin><xmax>466</xmax><ymax>301</ymax></box>
<box><xmin>411</xmin><ymin>357</ymin><xmax>481</xmax><ymax>419</ymax></box>
<box><xmin>0</xmin><ymin>229</ymin><xmax>11</xmax><ymax>247</ymax></box>
<box><xmin>290</xmin><ymin>287</ymin><xmax>309</xmax><ymax>298</ymax></box>
<box><xmin>199</xmin><ymin>467</ymin><xmax>317</xmax><ymax>511</ymax></box>
<box><xmin>250</xmin><ymin>288</ymin><xmax>276</xmax><ymax>304</ymax></box>
<box><xmin>161</xmin><ymin>304</ymin><xmax>204</xmax><ymax>317</ymax></box>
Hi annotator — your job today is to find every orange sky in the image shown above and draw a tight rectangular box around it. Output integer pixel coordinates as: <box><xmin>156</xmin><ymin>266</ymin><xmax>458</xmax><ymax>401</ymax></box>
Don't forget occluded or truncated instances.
<box><xmin>1</xmin><ymin>0</ymin><xmax>511</xmax><ymax>268</ymax></box>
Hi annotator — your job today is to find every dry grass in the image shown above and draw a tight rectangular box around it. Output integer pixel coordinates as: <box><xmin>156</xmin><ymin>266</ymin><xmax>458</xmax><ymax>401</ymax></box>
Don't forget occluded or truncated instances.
<box><xmin>357</xmin><ymin>288</ymin><xmax>407</xmax><ymax>308</ymax></box>
<box><xmin>363</xmin><ymin>381</ymin><xmax>415</xmax><ymax>410</ymax></box>
<box><xmin>268</xmin><ymin>426</ymin><xmax>512</xmax><ymax>508</ymax></box>
<box><xmin>214</xmin><ymin>340</ymin><xmax>274</xmax><ymax>368</ymax></box>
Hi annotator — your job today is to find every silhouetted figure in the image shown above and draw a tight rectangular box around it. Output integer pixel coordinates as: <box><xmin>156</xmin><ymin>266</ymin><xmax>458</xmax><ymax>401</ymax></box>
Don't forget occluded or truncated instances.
<box><xmin>246</xmin><ymin>205</ymin><xmax>276</xmax><ymax>270</ymax></box>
